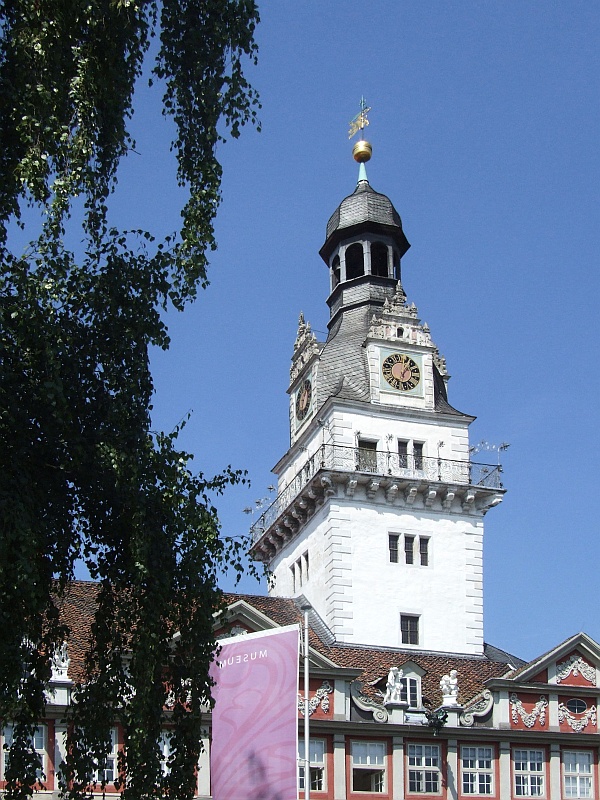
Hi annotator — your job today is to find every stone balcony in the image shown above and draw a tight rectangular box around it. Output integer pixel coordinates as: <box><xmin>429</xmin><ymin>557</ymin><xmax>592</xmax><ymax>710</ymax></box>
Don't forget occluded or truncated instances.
<box><xmin>250</xmin><ymin>445</ymin><xmax>505</xmax><ymax>561</ymax></box>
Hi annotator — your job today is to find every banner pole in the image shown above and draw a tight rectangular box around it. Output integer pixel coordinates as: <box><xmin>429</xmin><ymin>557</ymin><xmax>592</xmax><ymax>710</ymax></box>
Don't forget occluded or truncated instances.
<box><xmin>300</xmin><ymin>602</ymin><xmax>312</xmax><ymax>800</ymax></box>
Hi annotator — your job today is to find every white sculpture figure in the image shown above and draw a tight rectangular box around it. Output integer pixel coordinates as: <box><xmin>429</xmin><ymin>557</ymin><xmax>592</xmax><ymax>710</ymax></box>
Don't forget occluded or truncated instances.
<box><xmin>440</xmin><ymin>669</ymin><xmax>459</xmax><ymax>706</ymax></box>
<box><xmin>51</xmin><ymin>641</ymin><xmax>70</xmax><ymax>680</ymax></box>
<box><xmin>383</xmin><ymin>667</ymin><xmax>404</xmax><ymax>705</ymax></box>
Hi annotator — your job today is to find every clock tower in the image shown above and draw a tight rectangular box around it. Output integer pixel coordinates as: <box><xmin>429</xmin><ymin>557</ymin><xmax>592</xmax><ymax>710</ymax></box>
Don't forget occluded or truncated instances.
<box><xmin>250</xmin><ymin>139</ymin><xmax>505</xmax><ymax>657</ymax></box>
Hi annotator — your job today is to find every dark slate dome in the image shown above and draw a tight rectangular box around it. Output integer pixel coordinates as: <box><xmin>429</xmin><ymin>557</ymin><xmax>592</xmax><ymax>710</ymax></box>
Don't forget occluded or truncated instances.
<box><xmin>319</xmin><ymin>180</ymin><xmax>410</xmax><ymax>262</ymax></box>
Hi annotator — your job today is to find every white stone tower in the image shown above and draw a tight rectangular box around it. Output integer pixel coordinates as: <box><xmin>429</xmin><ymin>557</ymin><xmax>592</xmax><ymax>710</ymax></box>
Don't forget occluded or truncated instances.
<box><xmin>250</xmin><ymin>138</ymin><xmax>504</xmax><ymax>656</ymax></box>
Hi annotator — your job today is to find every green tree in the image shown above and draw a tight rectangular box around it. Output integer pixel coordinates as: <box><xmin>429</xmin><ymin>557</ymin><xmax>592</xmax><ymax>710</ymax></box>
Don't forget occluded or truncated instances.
<box><xmin>0</xmin><ymin>2</ymin><xmax>260</xmax><ymax>798</ymax></box>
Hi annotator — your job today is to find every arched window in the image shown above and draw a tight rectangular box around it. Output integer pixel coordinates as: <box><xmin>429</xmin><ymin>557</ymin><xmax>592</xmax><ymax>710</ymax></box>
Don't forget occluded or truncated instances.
<box><xmin>345</xmin><ymin>243</ymin><xmax>364</xmax><ymax>280</ymax></box>
<box><xmin>331</xmin><ymin>255</ymin><xmax>340</xmax><ymax>289</ymax></box>
<box><xmin>371</xmin><ymin>242</ymin><xmax>388</xmax><ymax>277</ymax></box>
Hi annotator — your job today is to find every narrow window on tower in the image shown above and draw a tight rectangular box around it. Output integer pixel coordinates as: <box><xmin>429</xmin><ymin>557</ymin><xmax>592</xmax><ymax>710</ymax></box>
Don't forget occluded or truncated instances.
<box><xmin>404</xmin><ymin>535</ymin><xmax>415</xmax><ymax>565</ymax></box>
<box><xmin>345</xmin><ymin>242</ymin><xmax>364</xmax><ymax>280</ymax></box>
<box><xmin>331</xmin><ymin>255</ymin><xmax>340</xmax><ymax>290</ymax></box>
<box><xmin>291</xmin><ymin>564</ymin><xmax>296</xmax><ymax>593</ymax></box>
<box><xmin>401</xmin><ymin>614</ymin><xmax>419</xmax><ymax>646</ymax></box>
<box><xmin>303</xmin><ymin>551</ymin><xmax>309</xmax><ymax>584</ymax></box>
<box><xmin>388</xmin><ymin>534</ymin><xmax>399</xmax><ymax>563</ymax></box>
<box><xmin>419</xmin><ymin>537</ymin><xmax>429</xmax><ymax>567</ymax></box>
<box><xmin>370</xmin><ymin>242</ymin><xmax>388</xmax><ymax>277</ymax></box>
<box><xmin>413</xmin><ymin>442</ymin><xmax>424</xmax><ymax>471</ymax></box>
<box><xmin>398</xmin><ymin>440</ymin><xmax>408</xmax><ymax>468</ymax></box>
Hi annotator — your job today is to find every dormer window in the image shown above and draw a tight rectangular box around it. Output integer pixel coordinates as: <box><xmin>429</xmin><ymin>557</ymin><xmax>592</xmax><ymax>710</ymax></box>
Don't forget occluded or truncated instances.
<box><xmin>345</xmin><ymin>243</ymin><xmax>364</xmax><ymax>279</ymax></box>
<box><xmin>400</xmin><ymin>676</ymin><xmax>419</xmax><ymax>706</ymax></box>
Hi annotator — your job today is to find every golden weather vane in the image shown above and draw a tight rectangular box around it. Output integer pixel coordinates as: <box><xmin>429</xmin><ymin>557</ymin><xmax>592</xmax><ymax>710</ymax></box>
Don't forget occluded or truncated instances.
<box><xmin>348</xmin><ymin>96</ymin><xmax>371</xmax><ymax>139</ymax></box>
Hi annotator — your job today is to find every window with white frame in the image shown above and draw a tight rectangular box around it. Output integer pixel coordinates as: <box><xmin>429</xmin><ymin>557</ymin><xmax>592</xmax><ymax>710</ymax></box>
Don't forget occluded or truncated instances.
<box><xmin>398</xmin><ymin>440</ymin><xmax>409</xmax><ymax>468</ymax></box>
<box><xmin>2</xmin><ymin>724</ymin><xmax>46</xmax><ymax>783</ymax></box>
<box><xmin>408</xmin><ymin>743</ymin><xmax>441</xmax><ymax>794</ymax></box>
<box><xmin>401</xmin><ymin>614</ymin><xmax>419</xmax><ymax>646</ymax></box>
<box><xmin>298</xmin><ymin>738</ymin><xmax>326</xmax><ymax>792</ymax></box>
<box><xmin>351</xmin><ymin>741</ymin><xmax>386</xmax><ymax>793</ymax></box>
<box><xmin>413</xmin><ymin>442</ymin><xmax>424</xmax><ymax>470</ymax></box>
<box><xmin>357</xmin><ymin>439</ymin><xmax>378</xmax><ymax>473</ymax></box>
<box><xmin>400</xmin><ymin>676</ymin><xmax>419</xmax><ymax>707</ymax></box>
<box><xmin>513</xmin><ymin>749</ymin><xmax>544</xmax><ymax>797</ymax></box>
<box><xmin>93</xmin><ymin>727</ymin><xmax>118</xmax><ymax>785</ymax></box>
<box><xmin>419</xmin><ymin>537</ymin><xmax>429</xmax><ymax>566</ymax></box>
<box><xmin>291</xmin><ymin>552</ymin><xmax>309</xmax><ymax>592</ymax></box>
<box><xmin>563</xmin><ymin>750</ymin><xmax>593</xmax><ymax>798</ymax></box>
<box><xmin>461</xmin><ymin>746</ymin><xmax>493</xmax><ymax>795</ymax></box>
<box><xmin>388</xmin><ymin>534</ymin><xmax>399</xmax><ymax>563</ymax></box>
<box><xmin>404</xmin><ymin>535</ymin><xmax>415</xmax><ymax>564</ymax></box>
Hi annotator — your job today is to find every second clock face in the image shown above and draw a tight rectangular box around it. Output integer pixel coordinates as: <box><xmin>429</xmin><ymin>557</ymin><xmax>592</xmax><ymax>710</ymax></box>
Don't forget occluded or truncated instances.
<box><xmin>382</xmin><ymin>353</ymin><xmax>421</xmax><ymax>391</ymax></box>
<box><xmin>295</xmin><ymin>379</ymin><xmax>312</xmax><ymax>420</ymax></box>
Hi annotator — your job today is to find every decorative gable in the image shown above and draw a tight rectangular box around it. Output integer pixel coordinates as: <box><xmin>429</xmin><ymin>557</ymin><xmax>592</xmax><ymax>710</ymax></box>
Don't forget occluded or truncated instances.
<box><xmin>556</xmin><ymin>651</ymin><xmax>597</xmax><ymax>686</ymax></box>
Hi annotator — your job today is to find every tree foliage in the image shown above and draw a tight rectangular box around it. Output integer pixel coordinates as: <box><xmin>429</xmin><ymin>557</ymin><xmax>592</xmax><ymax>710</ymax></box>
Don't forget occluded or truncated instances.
<box><xmin>0</xmin><ymin>1</ymin><xmax>260</xmax><ymax>798</ymax></box>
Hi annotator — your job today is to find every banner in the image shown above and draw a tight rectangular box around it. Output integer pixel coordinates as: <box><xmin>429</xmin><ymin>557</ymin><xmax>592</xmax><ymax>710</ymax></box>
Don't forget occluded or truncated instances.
<box><xmin>210</xmin><ymin>624</ymin><xmax>300</xmax><ymax>800</ymax></box>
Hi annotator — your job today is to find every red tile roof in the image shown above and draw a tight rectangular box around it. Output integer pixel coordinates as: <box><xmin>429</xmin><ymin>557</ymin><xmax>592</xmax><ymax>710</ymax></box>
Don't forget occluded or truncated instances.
<box><xmin>55</xmin><ymin>584</ymin><xmax>514</xmax><ymax>707</ymax></box>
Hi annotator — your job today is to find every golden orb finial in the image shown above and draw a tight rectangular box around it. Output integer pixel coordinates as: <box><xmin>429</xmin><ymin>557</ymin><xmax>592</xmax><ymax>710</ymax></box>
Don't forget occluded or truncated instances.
<box><xmin>352</xmin><ymin>140</ymin><xmax>372</xmax><ymax>163</ymax></box>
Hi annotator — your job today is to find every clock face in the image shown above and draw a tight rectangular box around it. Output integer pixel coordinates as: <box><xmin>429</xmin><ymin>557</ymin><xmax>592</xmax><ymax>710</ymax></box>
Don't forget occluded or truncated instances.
<box><xmin>382</xmin><ymin>353</ymin><xmax>421</xmax><ymax>391</ymax></box>
<box><xmin>295</xmin><ymin>379</ymin><xmax>312</xmax><ymax>421</ymax></box>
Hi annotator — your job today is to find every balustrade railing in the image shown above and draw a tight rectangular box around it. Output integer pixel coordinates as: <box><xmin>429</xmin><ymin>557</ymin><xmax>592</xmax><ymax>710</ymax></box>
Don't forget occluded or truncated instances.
<box><xmin>251</xmin><ymin>444</ymin><xmax>502</xmax><ymax>542</ymax></box>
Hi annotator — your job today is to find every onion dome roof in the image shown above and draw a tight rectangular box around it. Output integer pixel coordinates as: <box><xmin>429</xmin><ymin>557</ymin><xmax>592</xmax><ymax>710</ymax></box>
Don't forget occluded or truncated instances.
<box><xmin>319</xmin><ymin>180</ymin><xmax>410</xmax><ymax>262</ymax></box>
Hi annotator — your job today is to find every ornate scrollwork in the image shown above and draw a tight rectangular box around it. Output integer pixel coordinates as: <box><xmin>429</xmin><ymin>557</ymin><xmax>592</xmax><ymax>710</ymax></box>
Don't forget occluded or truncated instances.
<box><xmin>556</xmin><ymin>654</ymin><xmax>597</xmax><ymax>685</ymax></box>
<box><xmin>460</xmin><ymin>689</ymin><xmax>493</xmax><ymax>727</ymax></box>
<box><xmin>558</xmin><ymin>702</ymin><xmax>596</xmax><ymax>732</ymax></box>
<box><xmin>350</xmin><ymin>681</ymin><xmax>389</xmax><ymax>723</ymax></box>
<box><xmin>510</xmin><ymin>694</ymin><xmax>547</xmax><ymax>728</ymax></box>
<box><xmin>298</xmin><ymin>680</ymin><xmax>333</xmax><ymax>717</ymax></box>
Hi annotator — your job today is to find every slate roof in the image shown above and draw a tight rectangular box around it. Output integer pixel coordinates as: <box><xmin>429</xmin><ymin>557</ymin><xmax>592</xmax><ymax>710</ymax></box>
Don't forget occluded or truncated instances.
<box><xmin>325</xmin><ymin>182</ymin><xmax>403</xmax><ymax>240</ymax></box>
<box><xmin>313</xmin><ymin>304</ymin><xmax>468</xmax><ymax>418</ymax></box>
<box><xmin>316</xmin><ymin>306</ymin><xmax>373</xmax><ymax>404</ymax></box>
<box><xmin>320</xmin><ymin>181</ymin><xmax>410</xmax><ymax>262</ymax></box>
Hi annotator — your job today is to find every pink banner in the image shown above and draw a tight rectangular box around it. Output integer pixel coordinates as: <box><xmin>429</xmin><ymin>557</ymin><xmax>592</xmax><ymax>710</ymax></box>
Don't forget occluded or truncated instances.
<box><xmin>210</xmin><ymin>625</ymin><xmax>300</xmax><ymax>800</ymax></box>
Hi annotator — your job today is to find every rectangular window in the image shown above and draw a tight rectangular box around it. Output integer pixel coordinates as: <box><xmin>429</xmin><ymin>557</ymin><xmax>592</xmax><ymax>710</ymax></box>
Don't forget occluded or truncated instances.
<box><xmin>351</xmin><ymin>741</ymin><xmax>386</xmax><ymax>793</ymax></box>
<box><xmin>408</xmin><ymin>743</ymin><xmax>441</xmax><ymax>794</ymax></box>
<box><xmin>400</xmin><ymin>677</ymin><xmax>419</xmax><ymax>707</ymax></box>
<box><xmin>298</xmin><ymin>738</ymin><xmax>326</xmax><ymax>793</ymax></box>
<box><xmin>413</xmin><ymin>442</ymin><xmax>424</xmax><ymax>471</ymax></box>
<box><xmin>401</xmin><ymin>615</ymin><xmax>419</xmax><ymax>645</ymax></box>
<box><xmin>398</xmin><ymin>440</ymin><xmax>408</xmax><ymax>468</ymax></box>
<box><xmin>419</xmin><ymin>538</ymin><xmax>429</xmax><ymax>567</ymax></box>
<box><xmin>2</xmin><ymin>724</ymin><xmax>46</xmax><ymax>783</ymax></box>
<box><xmin>358</xmin><ymin>440</ymin><xmax>378</xmax><ymax>473</ymax></box>
<box><xmin>462</xmin><ymin>746</ymin><xmax>493</xmax><ymax>795</ymax></box>
<box><xmin>291</xmin><ymin>564</ymin><xmax>297</xmax><ymax>593</ymax></box>
<box><xmin>388</xmin><ymin>534</ymin><xmax>399</xmax><ymax>563</ymax></box>
<box><xmin>94</xmin><ymin>728</ymin><xmax>118</xmax><ymax>785</ymax></box>
<box><xmin>514</xmin><ymin>749</ymin><xmax>544</xmax><ymax>797</ymax></box>
<box><xmin>563</xmin><ymin>751</ymin><xmax>593</xmax><ymax>798</ymax></box>
<box><xmin>404</xmin><ymin>535</ymin><xmax>415</xmax><ymax>565</ymax></box>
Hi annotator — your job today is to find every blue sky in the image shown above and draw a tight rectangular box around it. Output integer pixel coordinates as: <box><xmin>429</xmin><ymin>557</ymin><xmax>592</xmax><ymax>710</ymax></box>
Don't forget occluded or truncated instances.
<box><xmin>105</xmin><ymin>2</ymin><xmax>600</xmax><ymax>662</ymax></box>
